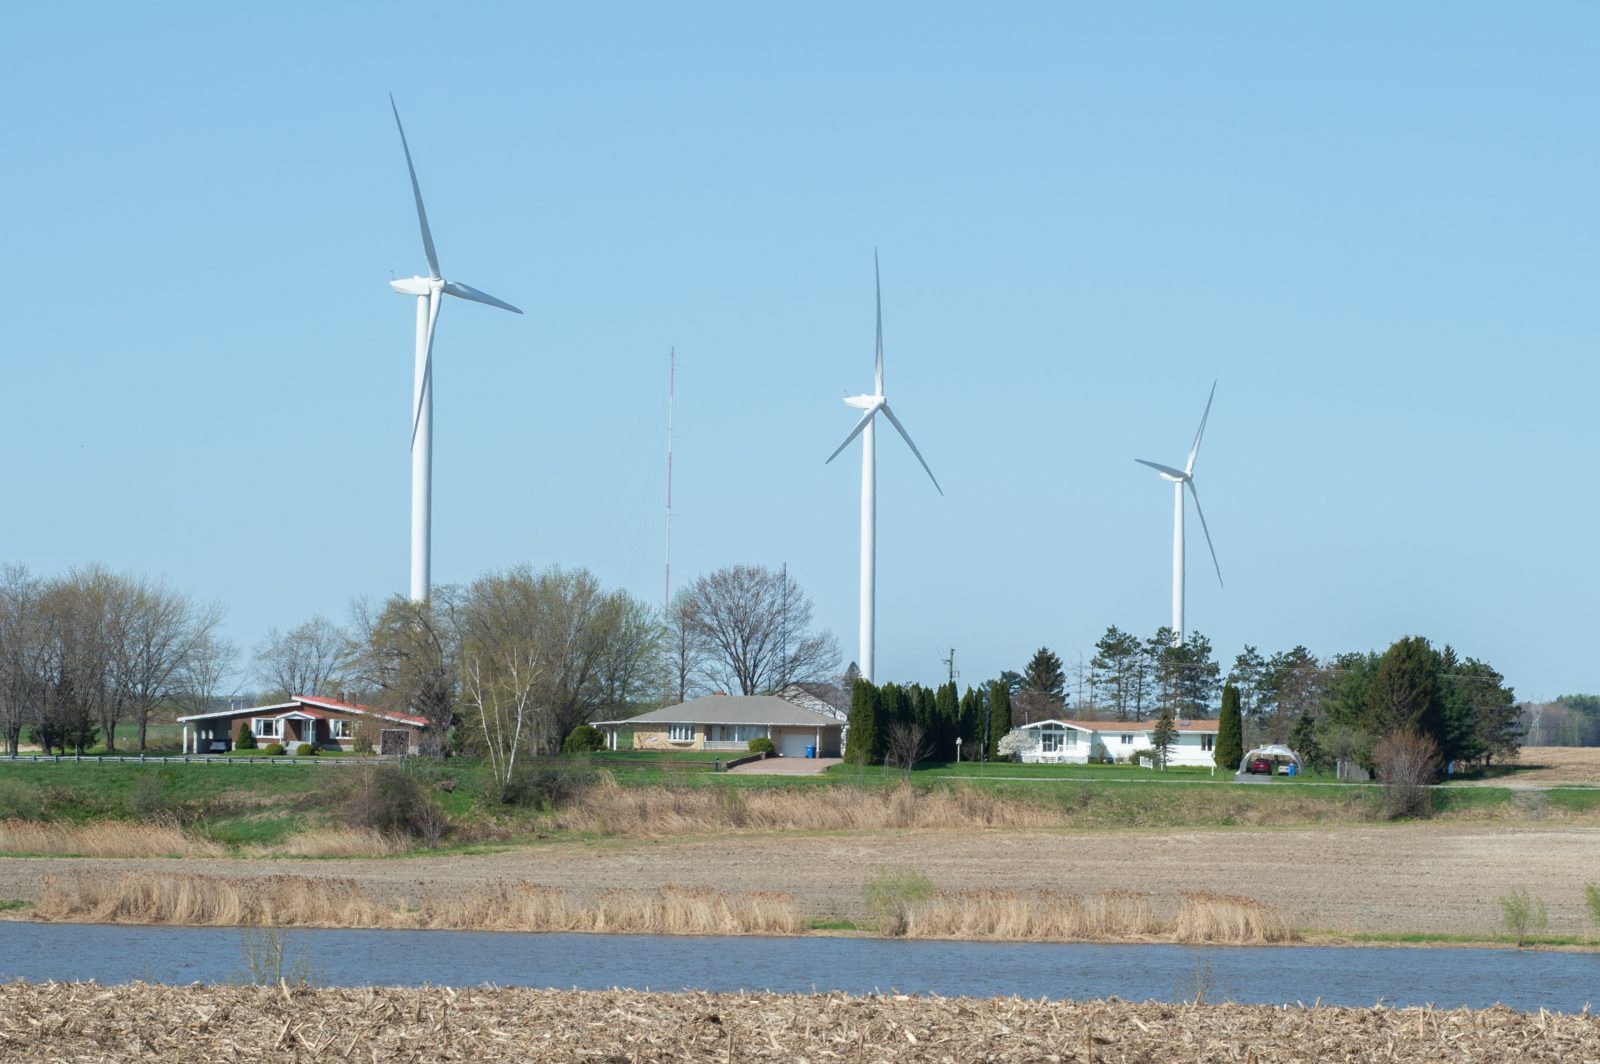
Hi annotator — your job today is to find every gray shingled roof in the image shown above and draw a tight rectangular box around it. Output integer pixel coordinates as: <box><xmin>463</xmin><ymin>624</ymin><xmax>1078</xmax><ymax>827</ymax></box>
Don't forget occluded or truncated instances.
<box><xmin>596</xmin><ymin>695</ymin><xmax>844</xmax><ymax>728</ymax></box>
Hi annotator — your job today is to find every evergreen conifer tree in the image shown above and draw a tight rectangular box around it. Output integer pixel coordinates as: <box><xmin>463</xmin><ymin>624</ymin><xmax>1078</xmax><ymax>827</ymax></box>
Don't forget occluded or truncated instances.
<box><xmin>987</xmin><ymin>680</ymin><xmax>1011</xmax><ymax>759</ymax></box>
<box><xmin>1151</xmin><ymin>705</ymin><xmax>1177</xmax><ymax>769</ymax></box>
<box><xmin>934</xmin><ymin>682</ymin><xmax>959</xmax><ymax>760</ymax></box>
<box><xmin>1215</xmin><ymin>682</ymin><xmax>1244</xmax><ymax>772</ymax></box>
<box><xmin>845</xmin><ymin>678</ymin><xmax>879</xmax><ymax>765</ymax></box>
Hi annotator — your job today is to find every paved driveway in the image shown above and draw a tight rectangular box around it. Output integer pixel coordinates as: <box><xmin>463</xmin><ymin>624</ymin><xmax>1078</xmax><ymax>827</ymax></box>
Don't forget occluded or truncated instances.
<box><xmin>727</xmin><ymin>756</ymin><xmax>840</xmax><ymax>776</ymax></box>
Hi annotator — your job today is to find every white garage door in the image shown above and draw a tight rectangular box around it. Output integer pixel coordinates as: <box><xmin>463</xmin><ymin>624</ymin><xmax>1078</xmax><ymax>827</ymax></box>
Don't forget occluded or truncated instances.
<box><xmin>781</xmin><ymin>732</ymin><xmax>811</xmax><ymax>758</ymax></box>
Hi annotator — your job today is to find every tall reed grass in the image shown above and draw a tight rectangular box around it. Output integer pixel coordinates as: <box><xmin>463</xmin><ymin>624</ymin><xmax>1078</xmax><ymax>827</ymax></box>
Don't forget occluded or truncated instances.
<box><xmin>266</xmin><ymin>829</ymin><xmax>411</xmax><ymax>858</ymax></box>
<box><xmin>32</xmin><ymin>872</ymin><xmax>801</xmax><ymax>936</ymax></box>
<box><xmin>895</xmin><ymin>888</ymin><xmax>1294</xmax><ymax>945</ymax></box>
<box><xmin>0</xmin><ymin>819</ymin><xmax>223</xmax><ymax>858</ymax></box>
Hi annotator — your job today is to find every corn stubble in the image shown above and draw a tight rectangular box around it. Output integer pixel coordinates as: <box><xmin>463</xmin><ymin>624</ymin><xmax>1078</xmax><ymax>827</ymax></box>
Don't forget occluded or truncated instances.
<box><xmin>0</xmin><ymin>983</ymin><xmax>1593</xmax><ymax>1063</ymax></box>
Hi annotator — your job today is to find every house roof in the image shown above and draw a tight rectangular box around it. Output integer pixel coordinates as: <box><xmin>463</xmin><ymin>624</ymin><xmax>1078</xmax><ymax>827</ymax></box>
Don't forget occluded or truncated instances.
<box><xmin>1018</xmin><ymin>717</ymin><xmax>1220</xmax><ymax>733</ymax></box>
<box><xmin>595</xmin><ymin>695</ymin><xmax>845</xmax><ymax>729</ymax></box>
<box><xmin>176</xmin><ymin>696</ymin><xmax>428</xmax><ymax>729</ymax></box>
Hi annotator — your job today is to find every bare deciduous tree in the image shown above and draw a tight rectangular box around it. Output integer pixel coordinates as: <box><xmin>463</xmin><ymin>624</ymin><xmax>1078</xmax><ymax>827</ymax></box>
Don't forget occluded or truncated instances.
<box><xmin>252</xmin><ymin>615</ymin><xmax>351</xmax><ymax>700</ymax></box>
<box><xmin>883</xmin><ymin>720</ymin><xmax>931</xmax><ymax>776</ymax></box>
<box><xmin>349</xmin><ymin>592</ymin><xmax>462</xmax><ymax>756</ymax></box>
<box><xmin>678</xmin><ymin>564</ymin><xmax>839</xmax><ymax>696</ymax></box>
<box><xmin>0</xmin><ymin>565</ymin><xmax>47</xmax><ymax>757</ymax></box>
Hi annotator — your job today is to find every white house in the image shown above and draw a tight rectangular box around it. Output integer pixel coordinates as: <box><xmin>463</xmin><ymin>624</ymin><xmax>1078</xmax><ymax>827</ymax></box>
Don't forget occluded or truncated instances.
<box><xmin>1004</xmin><ymin>717</ymin><xmax>1220</xmax><ymax>767</ymax></box>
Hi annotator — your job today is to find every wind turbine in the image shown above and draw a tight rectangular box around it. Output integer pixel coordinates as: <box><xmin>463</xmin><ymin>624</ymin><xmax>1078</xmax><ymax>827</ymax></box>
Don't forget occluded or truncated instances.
<box><xmin>1136</xmin><ymin>382</ymin><xmax>1222</xmax><ymax>645</ymax></box>
<box><xmin>387</xmin><ymin>96</ymin><xmax>522</xmax><ymax>602</ymax></box>
<box><xmin>825</xmin><ymin>252</ymin><xmax>942</xmax><ymax>683</ymax></box>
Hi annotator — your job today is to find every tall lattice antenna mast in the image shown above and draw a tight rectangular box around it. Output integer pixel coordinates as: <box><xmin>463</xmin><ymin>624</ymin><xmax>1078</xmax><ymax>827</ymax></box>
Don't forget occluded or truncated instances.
<box><xmin>664</xmin><ymin>347</ymin><xmax>676</xmax><ymax>615</ymax></box>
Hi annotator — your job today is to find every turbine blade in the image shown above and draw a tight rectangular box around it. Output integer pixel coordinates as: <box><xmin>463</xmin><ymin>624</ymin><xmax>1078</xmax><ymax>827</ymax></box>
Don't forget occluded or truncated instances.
<box><xmin>1185</xmin><ymin>380</ymin><xmax>1217</xmax><ymax>475</ymax></box>
<box><xmin>1136</xmin><ymin>458</ymin><xmax>1188</xmax><ymax>480</ymax></box>
<box><xmin>390</xmin><ymin>95</ymin><xmax>441</xmax><ymax>281</ymax></box>
<box><xmin>879</xmin><ymin>402</ymin><xmax>943</xmax><ymax>495</ymax></box>
<box><xmin>873</xmin><ymin>249</ymin><xmax>884</xmax><ymax>396</ymax></box>
<box><xmin>411</xmin><ymin>292</ymin><xmax>442</xmax><ymax>450</ymax></box>
<box><xmin>1187</xmin><ymin>480</ymin><xmax>1223</xmax><ymax>588</ymax></box>
<box><xmin>443</xmin><ymin>281</ymin><xmax>523</xmax><ymax>315</ymax></box>
<box><xmin>826</xmin><ymin>408</ymin><xmax>877</xmax><ymax>465</ymax></box>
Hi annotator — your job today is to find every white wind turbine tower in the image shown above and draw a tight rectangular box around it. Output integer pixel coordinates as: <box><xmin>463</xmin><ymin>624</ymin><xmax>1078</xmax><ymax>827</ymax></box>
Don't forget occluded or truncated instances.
<box><xmin>1136</xmin><ymin>382</ymin><xmax>1223</xmax><ymax>645</ymax></box>
<box><xmin>825</xmin><ymin>252</ymin><xmax>942</xmax><ymax>683</ymax></box>
<box><xmin>387</xmin><ymin>96</ymin><xmax>523</xmax><ymax>602</ymax></box>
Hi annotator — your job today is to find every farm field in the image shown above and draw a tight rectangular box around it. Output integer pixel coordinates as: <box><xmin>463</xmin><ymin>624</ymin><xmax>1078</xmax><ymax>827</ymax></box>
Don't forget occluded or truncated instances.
<box><xmin>3</xmin><ymin>821</ymin><xmax>1598</xmax><ymax>940</ymax></box>
<box><xmin>3</xmin><ymin>983</ymin><xmax>1597</xmax><ymax>1062</ymax></box>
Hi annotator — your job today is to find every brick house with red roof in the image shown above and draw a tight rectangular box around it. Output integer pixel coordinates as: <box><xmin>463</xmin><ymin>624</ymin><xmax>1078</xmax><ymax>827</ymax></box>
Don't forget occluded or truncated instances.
<box><xmin>175</xmin><ymin>696</ymin><xmax>430</xmax><ymax>755</ymax></box>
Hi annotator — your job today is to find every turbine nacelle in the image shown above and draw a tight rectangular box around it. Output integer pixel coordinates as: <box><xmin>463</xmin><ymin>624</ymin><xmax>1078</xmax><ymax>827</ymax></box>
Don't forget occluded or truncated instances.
<box><xmin>844</xmin><ymin>394</ymin><xmax>884</xmax><ymax>411</ymax></box>
<box><xmin>390</xmin><ymin>276</ymin><xmax>437</xmax><ymax>297</ymax></box>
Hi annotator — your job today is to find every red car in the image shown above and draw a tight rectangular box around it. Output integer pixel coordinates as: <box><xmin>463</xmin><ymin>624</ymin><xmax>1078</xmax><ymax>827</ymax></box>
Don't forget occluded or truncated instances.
<box><xmin>1246</xmin><ymin>757</ymin><xmax>1273</xmax><ymax>775</ymax></box>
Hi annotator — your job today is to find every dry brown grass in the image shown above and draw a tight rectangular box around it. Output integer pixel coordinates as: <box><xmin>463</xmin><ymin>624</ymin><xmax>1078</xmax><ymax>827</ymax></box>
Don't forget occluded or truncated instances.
<box><xmin>1172</xmin><ymin>890</ymin><xmax>1296</xmax><ymax>944</ymax></box>
<box><xmin>0</xmin><ymin>818</ymin><xmax>223</xmax><ymax>858</ymax></box>
<box><xmin>2</xmin><ymin>984</ymin><xmax>1595</xmax><ymax>1063</ymax></box>
<box><xmin>902</xmin><ymin>888</ymin><xmax>1294</xmax><ymax>944</ymax></box>
<box><xmin>31</xmin><ymin>871</ymin><xmax>801</xmax><ymax>935</ymax></box>
<box><xmin>1498</xmin><ymin>746</ymin><xmax>1600</xmax><ymax>785</ymax></box>
<box><xmin>557</xmin><ymin>778</ymin><xmax>1071</xmax><ymax>835</ymax></box>
<box><xmin>266</xmin><ymin>829</ymin><xmax>411</xmax><ymax>858</ymax></box>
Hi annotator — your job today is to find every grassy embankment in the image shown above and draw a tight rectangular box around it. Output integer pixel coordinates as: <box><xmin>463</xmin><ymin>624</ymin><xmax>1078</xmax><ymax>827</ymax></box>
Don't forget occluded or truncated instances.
<box><xmin>1</xmin><ymin>755</ymin><xmax>1597</xmax><ymax>860</ymax></box>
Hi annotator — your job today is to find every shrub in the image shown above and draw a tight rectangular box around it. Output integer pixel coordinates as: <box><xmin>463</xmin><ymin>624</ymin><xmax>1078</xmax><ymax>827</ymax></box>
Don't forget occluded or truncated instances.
<box><xmin>261</xmin><ymin>743</ymin><xmax>285</xmax><ymax>757</ymax></box>
<box><xmin>1499</xmin><ymin>887</ymin><xmax>1548</xmax><ymax>946</ymax></box>
<box><xmin>352</xmin><ymin>720</ymin><xmax>373</xmax><ymax>755</ymax></box>
<box><xmin>864</xmin><ymin>867</ymin><xmax>934</xmax><ymax>937</ymax></box>
<box><xmin>1129</xmin><ymin>749</ymin><xmax>1153</xmax><ymax>767</ymax></box>
<box><xmin>1372</xmin><ymin>729</ymin><xmax>1440</xmax><ymax>819</ymax></box>
<box><xmin>0</xmin><ymin>779</ymin><xmax>39</xmax><ymax>820</ymax></box>
<box><xmin>126</xmin><ymin>774</ymin><xmax>170</xmax><ymax>819</ymax></box>
<box><xmin>748</xmin><ymin>737</ymin><xmax>776</xmax><ymax>756</ymax></box>
<box><xmin>341</xmin><ymin>764</ymin><xmax>448</xmax><ymax>845</ymax></box>
<box><xmin>296</xmin><ymin>742</ymin><xmax>319</xmax><ymax>757</ymax></box>
<box><xmin>502</xmin><ymin>760</ymin><xmax>596</xmax><ymax>809</ymax></box>
<box><xmin>235</xmin><ymin>724</ymin><xmax>257</xmax><ymax>751</ymax></box>
<box><xmin>562</xmin><ymin>725</ymin><xmax>606</xmax><ymax>754</ymax></box>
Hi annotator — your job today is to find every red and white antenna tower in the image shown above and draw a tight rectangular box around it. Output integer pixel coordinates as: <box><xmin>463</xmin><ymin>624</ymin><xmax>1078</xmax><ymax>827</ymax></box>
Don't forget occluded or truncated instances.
<box><xmin>664</xmin><ymin>347</ymin><xmax>675</xmax><ymax>615</ymax></box>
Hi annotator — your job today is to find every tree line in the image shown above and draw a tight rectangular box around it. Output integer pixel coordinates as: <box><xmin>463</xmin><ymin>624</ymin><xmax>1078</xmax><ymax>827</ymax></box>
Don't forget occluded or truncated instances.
<box><xmin>842</xmin><ymin>677</ymin><xmax>1013</xmax><ymax>766</ymax></box>
<box><xmin>0</xmin><ymin>564</ymin><xmax>228</xmax><ymax>755</ymax></box>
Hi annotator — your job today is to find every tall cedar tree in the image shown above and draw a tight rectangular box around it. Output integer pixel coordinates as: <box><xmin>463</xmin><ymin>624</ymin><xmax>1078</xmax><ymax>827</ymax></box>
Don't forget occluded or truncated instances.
<box><xmin>1150</xmin><ymin>705</ymin><xmax>1177</xmax><ymax>769</ymax></box>
<box><xmin>987</xmin><ymin>680</ymin><xmax>1011</xmax><ymax>759</ymax></box>
<box><xmin>845</xmin><ymin>678</ymin><xmax>879</xmax><ymax>765</ymax></box>
<box><xmin>1215</xmin><ymin>683</ymin><xmax>1244</xmax><ymax>772</ymax></box>
<box><xmin>1021</xmin><ymin>647</ymin><xmax>1066</xmax><ymax>700</ymax></box>
<box><xmin>958</xmin><ymin>686</ymin><xmax>983</xmax><ymax>754</ymax></box>
<box><xmin>934</xmin><ymin>682</ymin><xmax>960</xmax><ymax>759</ymax></box>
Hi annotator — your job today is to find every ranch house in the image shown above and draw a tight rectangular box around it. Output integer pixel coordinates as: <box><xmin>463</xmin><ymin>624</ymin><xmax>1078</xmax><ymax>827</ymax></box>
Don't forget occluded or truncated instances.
<box><xmin>594</xmin><ymin>694</ymin><xmax>845</xmax><ymax>758</ymax></box>
<box><xmin>175</xmin><ymin>696</ymin><xmax>430</xmax><ymax>755</ymax></box>
<box><xmin>1007</xmin><ymin>717</ymin><xmax>1220</xmax><ymax>767</ymax></box>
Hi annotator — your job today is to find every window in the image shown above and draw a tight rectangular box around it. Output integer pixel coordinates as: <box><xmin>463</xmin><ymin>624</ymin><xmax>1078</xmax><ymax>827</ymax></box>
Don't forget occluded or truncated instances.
<box><xmin>330</xmin><ymin>719</ymin><xmax>353</xmax><ymax>740</ymax></box>
<box><xmin>252</xmin><ymin>718</ymin><xmax>282</xmax><ymax>739</ymax></box>
<box><xmin>1202</xmin><ymin>734</ymin><xmax>1215</xmax><ymax>752</ymax></box>
<box><xmin>1120</xmin><ymin>734</ymin><xmax>1134</xmax><ymax>745</ymax></box>
<box><xmin>1040</xmin><ymin>728</ymin><xmax>1063</xmax><ymax>753</ymax></box>
<box><xmin>668</xmin><ymin>723</ymin><xmax>694</xmax><ymax>742</ymax></box>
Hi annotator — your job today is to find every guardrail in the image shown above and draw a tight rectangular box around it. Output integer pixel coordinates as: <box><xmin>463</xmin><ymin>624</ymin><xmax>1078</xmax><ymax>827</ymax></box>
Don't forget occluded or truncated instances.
<box><xmin>1</xmin><ymin>754</ymin><xmax>387</xmax><ymax>766</ymax></box>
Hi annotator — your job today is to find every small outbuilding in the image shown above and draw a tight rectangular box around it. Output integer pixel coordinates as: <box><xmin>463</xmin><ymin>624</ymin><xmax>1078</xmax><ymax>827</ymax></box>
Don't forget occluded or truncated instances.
<box><xmin>594</xmin><ymin>695</ymin><xmax>844</xmax><ymax>758</ymax></box>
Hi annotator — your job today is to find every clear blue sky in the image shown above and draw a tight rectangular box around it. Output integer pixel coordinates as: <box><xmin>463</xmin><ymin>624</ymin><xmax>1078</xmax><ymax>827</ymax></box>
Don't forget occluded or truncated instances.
<box><xmin>4</xmin><ymin>3</ymin><xmax>1596</xmax><ymax>700</ymax></box>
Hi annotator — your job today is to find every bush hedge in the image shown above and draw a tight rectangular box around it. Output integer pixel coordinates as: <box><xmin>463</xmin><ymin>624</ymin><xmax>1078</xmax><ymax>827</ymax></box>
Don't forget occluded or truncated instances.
<box><xmin>748</xmin><ymin>737</ymin><xmax>776</xmax><ymax>756</ymax></box>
